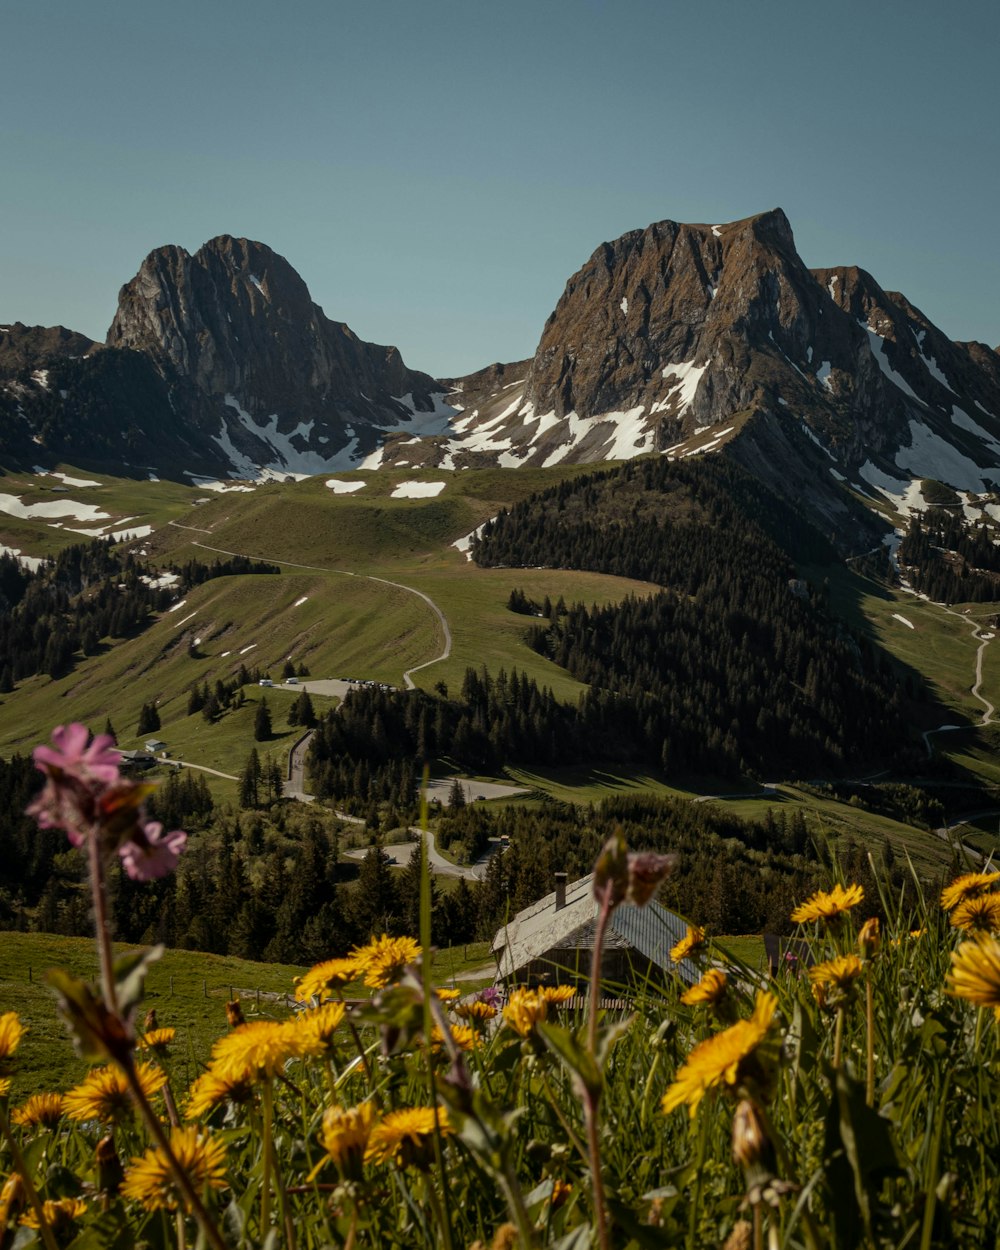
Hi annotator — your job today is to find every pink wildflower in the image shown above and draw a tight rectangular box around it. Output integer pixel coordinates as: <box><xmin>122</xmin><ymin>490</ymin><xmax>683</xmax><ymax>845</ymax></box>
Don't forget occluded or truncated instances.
<box><xmin>27</xmin><ymin>724</ymin><xmax>187</xmax><ymax>880</ymax></box>
<box><xmin>28</xmin><ymin>723</ymin><xmax>121</xmax><ymax>843</ymax></box>
<box><xmin>34</xmin><ymin>723</ymin><xmax>121</xmax><ymax>784</ymax></box>
<box><xmin>118</xmin><ymin>822</ymin><xmax>187</xmax><ymax>881</ymax></box>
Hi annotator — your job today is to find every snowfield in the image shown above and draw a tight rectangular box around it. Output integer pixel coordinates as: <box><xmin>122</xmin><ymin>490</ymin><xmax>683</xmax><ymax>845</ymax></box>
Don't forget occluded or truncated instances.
<box><xmin>391</xmin><ymin>481</ymin><xmax>446</xmax><ymax>498</ymax></box>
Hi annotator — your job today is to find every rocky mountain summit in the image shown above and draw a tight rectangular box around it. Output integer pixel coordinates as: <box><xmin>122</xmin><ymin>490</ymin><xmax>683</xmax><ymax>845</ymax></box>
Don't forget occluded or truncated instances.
<box><xmin>3</xmin><ymin>213</ymin><xmax>1000</xmax><ymax>545</ymax></box>
<box><xmin>391</xmin><ymin>208</ymin><xmax>1000</xmax><ymax>544</ymax></box>
<box><xmin>1</xmin><ymin>236</ymin><xmax>451</xmax><ymax>479</ymax></box>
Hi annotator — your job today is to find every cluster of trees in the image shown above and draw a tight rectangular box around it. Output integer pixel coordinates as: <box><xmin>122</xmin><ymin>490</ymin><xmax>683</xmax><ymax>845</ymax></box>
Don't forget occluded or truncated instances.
<box><xmin>187</xmin><ymin>674</ymin><xmax>247</xmax><ymax>722</ymax></box>
<box><xmin>525</xmin><ymin>589</ymin><xmax>911</xmax><ymax>776</ymax></box>
<box><xmin>237</xmin><ymin>748</ymin><xmax>286</xmax><ymax>808</ymax></box>
<box><xmin>0</xmin><ymin>540</ymin><xmax>281</xmax><ymax>688</ymax></box>
<box><xmin>472</xmin><ymin>456</ymin><xmax>835</xmax><ymax>579</ymax></box>
<box><xmin>460</xmin><ymin>455</ymin><xmax>925</xmax><ymax>777</ymax></box>
<box><xmin>898</xmin><ymin>512</ymin><xmax>1000</xmax><ymax>602</ymax></box>
<box><xmin>800</xmin><ymin>781</ymin><xmax>946</xmax><ymax>831</ymax></box>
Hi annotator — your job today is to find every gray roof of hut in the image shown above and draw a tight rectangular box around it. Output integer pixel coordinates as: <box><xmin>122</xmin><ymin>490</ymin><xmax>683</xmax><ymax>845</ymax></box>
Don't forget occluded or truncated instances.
<box><xmin>492</xmin><ymin>872</ymin><xmax>700</xmax><ymax>985</ymax></box>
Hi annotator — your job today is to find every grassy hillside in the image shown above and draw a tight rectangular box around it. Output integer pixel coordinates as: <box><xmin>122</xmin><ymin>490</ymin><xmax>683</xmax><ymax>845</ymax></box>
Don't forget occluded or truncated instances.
<box><xmin>0</xmin><ymin>931</ymin><xmax>496</xmax><ymax>1096</ymax></box>
<box><xmin>1</xmin><ymin>458</ymin><xmax>997</xmax><ymax>843</ymax></box>
<box><xmin>0</xmin><ymin>464</ymin><xmax>660</xmax><ymax>769</ymax></box>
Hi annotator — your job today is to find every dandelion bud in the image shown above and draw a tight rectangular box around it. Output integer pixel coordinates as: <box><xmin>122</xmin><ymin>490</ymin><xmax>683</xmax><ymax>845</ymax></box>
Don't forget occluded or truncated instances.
<box><xmin>0</xmin><ymin>1173</ymin><xmax>25</xmax><ymax>1229</ymax></box>
<box><xmin>593</xmin><ymin>831</ymin><xmax>629</xmax><ymax>907</ymax></box>
<box><xmin>550</xmin><ymin>1179</ymin><xmax>572</xmax><ymax>1209</ymax></box>
<box><xmin>626</xmin><ymin>851</ymin><xmax>678</xmax><ymax>907</ymax></box>
<box><xmin>226</xmin><ymin>1000</ymin><xmax>245</xmax><ymax>1029</ymax></box>
<box><xmin>732</xmin><ymin>1099</ymin><xmax>772</xmax><ymax>1173</ymax></box>
<box><xmin>143</xmin><ymin>1008</ymin><xmax>158</xmax><ymax>1032</ymax></box>
<box><xmin>857</xmin><ymin>917</ymin><xmax>880</xmax><ymax>959</ymax></box>
<box><xmin>96</xmin><ymin>1133</ymin><xmax>124</xmax><ymax>1196</ymax></box>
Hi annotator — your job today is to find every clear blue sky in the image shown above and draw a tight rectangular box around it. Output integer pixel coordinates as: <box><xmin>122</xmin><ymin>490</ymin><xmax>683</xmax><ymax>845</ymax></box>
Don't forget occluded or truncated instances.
<box><xmin>2</xmin><ymin>0</ymin><xmax>997</xmax><ymax>377</ymax></box>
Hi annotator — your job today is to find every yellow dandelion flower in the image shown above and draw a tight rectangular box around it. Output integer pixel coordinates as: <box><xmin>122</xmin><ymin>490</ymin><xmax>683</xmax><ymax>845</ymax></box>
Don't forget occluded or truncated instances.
<box><xmin>431</xmin><ymin>1023</ymin><xmax>478</xmax><ymax>1052</ymax></box>
<box><xmin>503</xmin><ymin>989</ymin><xmax>549</xmax><ymax>1036</ymax></box>
<box><xmin>790</xmin><ymin>882</ymin><xmax>864</xmax><ymax>925</ymax></box>
<box><xmin>538</xmin><ymin>985</ymin><xmax>577</xmax><ymax>1006</ymax></box>
<box><xmin>185</xmin><ymin>1069</ymin><xmax>255</xmax><ymax>1119</ymax></box>
<box><xmin>0</xmin><ymin>1077</ymin><xmax>10</xmax><ymax>1098</ymax></box>
<box><xmin>946</xmin><ymin>932</ymin><xmax>1000</xmax><ymax>1019</ymax></box>
<box><xmin>20</xmin><ymin>1196</ymin><xmax>88</xmax><ymax>1231</ymax></box>
<box><xmin>662</xmin><ymin>992</ymin><xmax>778</xmax><ymax>1118</ymax></box>
<box><xmin>940</xmin><ymin>871</ymin><xmax>999</xmax><ymax>913</ymax></box>
<box><xmin>137</xmin><ymin>1028</ymin><xmax>176</xmax><ymax>1053</ymax></box>
<box><xmin>809</xmin><ymin>954</ymin><xmax>863</xmax><ymax>1004</ymax></box>
<box><xmin>293</xmin><ymin>957</ymin><xmax>360</xmax><ymax>1003</ymax></box>
<box><xmin>455</xmin><ymin>1000</ymin><xmax>498</xmax><ymax>1025</ymax></box>
<box><xmin>436</xmin><ymin>988</ymin><xmax>461</xmax><ymax>1003</ymax></box>
<box><xmin>122</xmin><ymin>1125</ymin><xmax>227</xmax><ymax>1212</ymax></box>
<box><xmin>365</xmin><ymin>1106</ymin><xmax>451</xmax><ymax>1169</ymax></box>
<box><xmin>951</xmin><ymin>894</ymin><xmax>1000</xmax><ymax>934</ymax></box>
<box><xmin>208</xmin><ymin>1019</ymin><xmax>302</xmax><ymax>1083</ymax></box>
<box><xmin>317</xmin><ymin>1102</ymin><xmax>378</xmax><ymax>1179</ymax></box>
<box><xmin>681</xmin><ymin>968</ymin><xmax>728</xmax><ymax>1006</ymax></box>
<box><xmin>350</xmin><ymin>935</ymin><xmax>422</xmax><ymax>989</ymax></box>
<box><xmin>11</xmin><ymin>1093</ymin><xmax>64</xmax><ymax>1129</ymax></box>
<box><xmin>64</xmin><ymin>1062</ymin><xmax>166</xmax><ymax>1123</ymax></box>
<box><xmin>0</xmin><ymin>1012</ymin><xmax>26</xmax><ymax>1068</ymax></box>
<box><xmin>291</xmin><ymin>1002</ymin><xmax>346</xmax><ymax>1057</ymax></box>
<box><xmin>670</xmin><ymin>925</ymin><xmax>706</xmax><ymax>964</ymax></box>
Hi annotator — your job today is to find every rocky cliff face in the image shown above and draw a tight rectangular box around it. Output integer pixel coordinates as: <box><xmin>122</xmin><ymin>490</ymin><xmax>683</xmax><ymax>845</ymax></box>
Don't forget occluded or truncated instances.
<box><xmin>402</xmin><ymin>209</ymin><xmax>1000</xmax><ymax>544</ymax></box>
<box><xmin>104</xmin><ymin>235</ymin><xmax>448</xmax><ymax>472</ymax></box>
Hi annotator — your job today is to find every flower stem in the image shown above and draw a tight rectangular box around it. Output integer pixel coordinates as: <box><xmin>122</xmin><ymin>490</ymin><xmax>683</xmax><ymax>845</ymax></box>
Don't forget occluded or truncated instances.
<box><xmin>0</xmin><ymin>1104</ymin><xmax>60</xmax><ymax>1250</ymax></box>
<box><xmin>585</xmin><ymin>885</ymin><xmax>613</xmax><ymax>1250</ymax></box>
<box><xmin>87</xmin><ymin>827</ymin><xmax>119</xmax><ymax>1014</ymax></box>
<box><xmin>865</xmin><ymin>974</ymin><xmax>875</xmax><ymax>1106</ymax></box>
<box><xmin>121</xmin><ymin>1056</ymin><xmax>228</xmax><ymax>1250</ymax></box>
<box><xmin>261</xmin><ymin>1077</ymin><xmax>275</xmax><ymax>1235</ymax></box>
<box><xmin>833</xmin><ymin>1005</ymin><xmax>845</xmax><ymax>1070</ymax></box>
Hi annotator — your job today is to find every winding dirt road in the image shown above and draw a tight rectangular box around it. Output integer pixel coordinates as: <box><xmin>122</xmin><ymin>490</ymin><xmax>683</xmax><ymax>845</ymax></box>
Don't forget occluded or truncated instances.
<box><xmin>922</xmin><ymin>606</ymin><xmax>995</xmax><ymax>757</ymax></box>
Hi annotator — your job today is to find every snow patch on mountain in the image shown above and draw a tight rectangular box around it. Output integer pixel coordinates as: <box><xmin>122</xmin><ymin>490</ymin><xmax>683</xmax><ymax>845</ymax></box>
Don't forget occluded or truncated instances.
<box><xmin>0</xmin><ymin>493</ymin><xmax>110</xmax><ymax>523</ymax></box>
<box><xmin>390</xmin><ymin>481</ymin><xmax>446</xmax><ymax>498</ymax></box>
<box><xmin>0</xmin><ymin>543</ymin><xmax>46</xmax><ymax>571</ymax></box>
<box><xmin>33</xmin><ymin>468</ymin><xmax>101</xmax><ymax>488</ymax></box>
<box><xmin>862</xmin><ymin>325</ymin><xmax>921</xmax><ymax>401</ymax></box>
<box><xmin>325</xmin><ymin>479</ymin><xmax>366</xmax><ymax>494</ymax></box>
<box><xmin>895</xmin><ymin>419</ymin><xmax>1000</xmax><ymax>493</ymax></box>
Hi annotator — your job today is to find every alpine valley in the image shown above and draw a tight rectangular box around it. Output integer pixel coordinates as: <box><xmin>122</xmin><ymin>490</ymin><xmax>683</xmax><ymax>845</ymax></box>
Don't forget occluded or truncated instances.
<box><xmin>2</xmin><ymin>210</ymin><xmax>1000</xmax><ymax>967</ymax></box>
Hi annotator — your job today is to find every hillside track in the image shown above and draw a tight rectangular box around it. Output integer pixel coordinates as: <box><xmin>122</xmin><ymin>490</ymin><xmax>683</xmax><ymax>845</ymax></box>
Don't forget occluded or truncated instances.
<box><xmin>177</xmin><ymin>539</ymin><xmax>452</xmax><ymax>688</ymax></box>
<box><xmin>922</xmin><ymin>602</ymin><xmax>996</xmax><ymax>757</ymax></box>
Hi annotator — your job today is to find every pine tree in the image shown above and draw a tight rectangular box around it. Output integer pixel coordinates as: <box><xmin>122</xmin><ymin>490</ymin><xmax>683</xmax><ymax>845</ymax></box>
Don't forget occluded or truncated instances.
<box><xmin>254</xmin><ymin>698</ymin><xmax>272</xmax><ymax>742</ymax></box>
<box><xmin>293</xmin><ymin>690</ymin><xmax>317</xmax><ymax>728</ymax></box>
<box><xmin>239</xmin><ymin>749</ymin><xmax>262</xmax><ymax>809</ymax></box>
<box><xmin>137</xmin><ymin>702</ymin><xmax>160</xmax><ymax>735</ymax></box>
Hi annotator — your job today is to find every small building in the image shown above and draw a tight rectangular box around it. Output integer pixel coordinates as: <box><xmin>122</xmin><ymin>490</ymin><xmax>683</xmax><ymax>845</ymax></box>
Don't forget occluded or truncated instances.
<box><xmin>119</xmin><ymin>749</ymin><xmax>156</xmax><ymax>772</ymax></box>
<box><xmin>492</xmin><ymin>871</ymin><xmax>701</xmax><ymax>992</ymax></box>
<box><xmin>144</xmin><ymin>739</ymin><xmax>167</xmax><ymax>753</ymax></box>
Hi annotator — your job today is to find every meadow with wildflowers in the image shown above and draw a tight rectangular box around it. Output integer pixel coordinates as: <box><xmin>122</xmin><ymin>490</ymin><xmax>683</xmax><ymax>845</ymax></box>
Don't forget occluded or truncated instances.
<box><xmin>1</xmin><ymin>725</ymin><xmax>999</xmax><ymax>1249</ymax></box>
